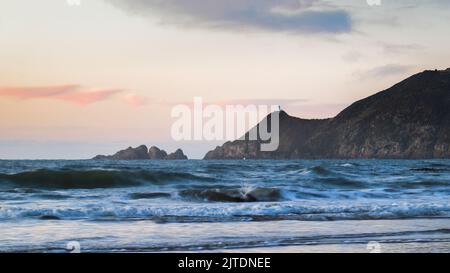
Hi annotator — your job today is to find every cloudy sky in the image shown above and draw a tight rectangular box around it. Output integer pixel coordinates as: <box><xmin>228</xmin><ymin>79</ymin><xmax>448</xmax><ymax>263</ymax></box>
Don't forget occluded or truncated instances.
<box><xmin>1</xmin><ymin>0</ymin><xmax>450</xmax><ymax>159</ymax></box>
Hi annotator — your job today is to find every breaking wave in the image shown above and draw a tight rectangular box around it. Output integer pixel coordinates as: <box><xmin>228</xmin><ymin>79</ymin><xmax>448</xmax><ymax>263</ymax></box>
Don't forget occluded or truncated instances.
<box><xmin>1</xmin><ymin>201</ymin><xmax>449</xmax><ymax>222</ymax></box>
<box><xmin>0</xmin><ymin>169</ymin><xmax>215</xmax><ymax>189</ymax></box>
<box><xmin>179</xmin><ymin>187</ymin><xmax>284</xmax><ymax>202</ymax></box>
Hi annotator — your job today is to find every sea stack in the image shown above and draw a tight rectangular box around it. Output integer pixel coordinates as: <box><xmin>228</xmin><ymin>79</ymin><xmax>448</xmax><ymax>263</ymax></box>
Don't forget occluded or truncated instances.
<box><xmin>166</xmin><ymin>149</ymin><xmax>189</xmax><ymax>160</ymax></box>
<box><xmin>148</xmin><ymin>146</ymin><xmax>168</xmax><ymax>160</ymax></box>
<box><xmin>93</xmin><ymin>145</ymin><xmax>150</xmax><ymax>160</ymax></box>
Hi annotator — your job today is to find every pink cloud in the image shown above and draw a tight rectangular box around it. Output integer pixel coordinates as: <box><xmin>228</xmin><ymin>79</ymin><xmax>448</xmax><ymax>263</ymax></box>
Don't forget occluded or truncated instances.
<box><xmin>0</xmin><ymin>85</ymin><xmax>123</xmax><ymax>105</ymax></box>
<box><xmin>0</xmin><ymin>85</ymin><xmax>79</xmax><ymax>99</ymax></box>
<box><xmin>123</xmin><ymin>94</ymin><xmax>150</xmax><ymax>107</ymax></box>
<box><xmin>56</xmin><ymin>88</ymin><xmax>123</xmax><ymax>105</ymax></box>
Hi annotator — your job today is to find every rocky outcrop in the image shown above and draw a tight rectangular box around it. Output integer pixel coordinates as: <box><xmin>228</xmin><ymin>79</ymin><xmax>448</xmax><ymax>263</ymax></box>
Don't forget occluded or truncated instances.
<box><xmin>166</xmin><ymin>149</ymin><xmax>188</xmax><ymax>160</ymax></box>
<box><xmin>93</xmin><ymin>145</ymin><xmax>150</xmax><ymax>160</ymax></box>
<box><xmin>204</xmin><ymin>68</ymin><xmax>450</xmax><ymax>159</ymax></box>
<box><xmin>93</xmin><ymin>146</ymin><xmax>188</xmax><ymax>160</ymax></box>
<box><xmin>148</xmin><ymin>146</ymin><xmax>168</xmax><ymax>160</ymax></box>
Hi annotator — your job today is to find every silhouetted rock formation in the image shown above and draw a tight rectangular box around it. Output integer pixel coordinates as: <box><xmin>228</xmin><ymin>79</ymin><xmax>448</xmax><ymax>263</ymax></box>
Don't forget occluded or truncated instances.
<box><xmin>148</xmin><ymin>146</ymin><xmax>168</xmax><ymax>160</ymax></box>
<box><xmin>204</xmin><ymin>68</ymin><xmax>450</xmax><ymax>159</ymax></box>
<box><xmin>93</xmin><ymin>145</ymin><xmax>150</xmax><ymax>160</ymax></box>
<box><xmin>93</xmin><ymin>146</ymin><xmax>188</xmax><ymax>160</ymax></box>
<box><xmin>166</xmin><ymin>149</ymin><xmax>189</xmax><ymax>160</ymax></box>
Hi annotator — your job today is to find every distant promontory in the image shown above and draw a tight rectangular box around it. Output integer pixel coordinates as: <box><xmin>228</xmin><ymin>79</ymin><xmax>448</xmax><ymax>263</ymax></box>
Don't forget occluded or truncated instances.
<box><xmin>93</xmin><ymin>145</ymin><xmax>188</xmax><ymax>160</ymax></box>
<box><xmin>205</xmin><ymin>68</ymin><xmax>450</xmax><ymax>159</ymax></box>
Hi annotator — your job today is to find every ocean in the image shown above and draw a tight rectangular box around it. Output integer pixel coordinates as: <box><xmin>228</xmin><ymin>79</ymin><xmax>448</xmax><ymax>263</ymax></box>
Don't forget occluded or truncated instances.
<box><xmin>0</xmin><ymin>160</ymin><xmax>449</xmax><ymax>253</ymax></box>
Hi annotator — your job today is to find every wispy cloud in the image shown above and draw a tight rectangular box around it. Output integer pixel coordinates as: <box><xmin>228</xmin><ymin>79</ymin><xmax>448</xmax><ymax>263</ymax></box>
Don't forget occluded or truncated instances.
<box><xmin>169</xmin><ymin>98</ymin><xmax>345</xmax><ymax>119</ymax></box>
<box><xmin>379</xmin><ymin>42</ymin><xmax>424</xmax><ymax>55</ymax></box>
<box><xmin>224</xmin><ymin>99</ymin><xmax>346</xmax><ymax>119</ymax></box>
<box><xmin>0</xmin><ymin>85</ymin><xmax>123</xmax><ymax>105</ymax></box>
<box><xmin>0</xmin><ymin>85</ymin><xmax>79</xmax><ymax>99</ymax></box>
<box><xmin>57</xmin><ymin>88</ymin><xmax>123</xmax><ymax>105</ymax></box>
<box><xmin>168</xmin><ymin>98</ymin><xmax>307</xmax><ymax>107</ymax></box>
<box><xmin>106</xmin><ymin>0</ymin><xmax>352</xmax><ymax>34</ymax></box>
<box><xmin>356</xmin><ymin>64</ymin><xmax>415</xmax><ymax>79</ymax></box>
<box><xmin>123</xmin><ymin>94</ymin><xmax>150</xmax><ymax>107</ymax></box>
<box><xmin>342</xmin><ymin>50</ymin><xmax>363</xmax><ymax>63</ymax></box>
<box><xmin>225</xmin><ymin>98</ymin><xmax>307</xmax><ymax>106</ymax></box>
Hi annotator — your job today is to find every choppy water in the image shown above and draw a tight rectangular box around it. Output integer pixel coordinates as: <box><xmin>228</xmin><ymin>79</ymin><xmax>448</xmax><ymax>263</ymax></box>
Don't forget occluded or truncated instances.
<box><xmin>0</xmin><ymin>160</ymin><xmax>449</xmax><ymax>252</ymax></box>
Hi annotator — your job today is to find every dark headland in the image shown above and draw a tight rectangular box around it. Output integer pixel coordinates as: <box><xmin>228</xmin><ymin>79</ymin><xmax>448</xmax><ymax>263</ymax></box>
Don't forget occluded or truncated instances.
<box><xmin>93</xmin><ymin>68</ymin><xmax>450</xmax><ymax>160</ymax></box>
<box><xmin>205</xmin><ymin>68</ymin><xmax>450</xmax><ymax>159</ymax></box>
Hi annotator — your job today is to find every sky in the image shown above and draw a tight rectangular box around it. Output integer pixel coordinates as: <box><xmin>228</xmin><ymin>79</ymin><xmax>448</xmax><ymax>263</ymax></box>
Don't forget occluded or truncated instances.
<box><xmin>1</xmin><ymin>0</ymin><xmax>450</xmax><ymax>159</ymax></box>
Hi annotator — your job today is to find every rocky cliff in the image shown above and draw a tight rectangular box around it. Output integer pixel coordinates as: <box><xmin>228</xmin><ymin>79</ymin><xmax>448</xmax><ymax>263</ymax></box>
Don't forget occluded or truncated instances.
<box><xmin>204</xmin><ymin>68</ymin><xmax>450</xmax><ymax>159</ymax></box>
<box><xmin>93</xmin><ymin>145</ymin><xmax>188</xmax><ymax>160</ymax></box>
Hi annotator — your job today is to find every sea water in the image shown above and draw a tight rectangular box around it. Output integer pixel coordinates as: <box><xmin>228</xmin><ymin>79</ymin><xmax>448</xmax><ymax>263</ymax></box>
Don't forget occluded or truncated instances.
<box><xmin>0</xmin><ymin>160</ymin><xmax>449</xmax><ymax>252</ymax></box>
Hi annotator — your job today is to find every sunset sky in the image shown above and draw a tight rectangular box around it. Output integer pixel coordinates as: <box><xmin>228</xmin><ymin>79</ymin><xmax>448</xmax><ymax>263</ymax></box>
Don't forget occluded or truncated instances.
<box><xmin>1</xmin><ymin>0</ymin><xmax>450</xmax><ymax>159</ymax></box>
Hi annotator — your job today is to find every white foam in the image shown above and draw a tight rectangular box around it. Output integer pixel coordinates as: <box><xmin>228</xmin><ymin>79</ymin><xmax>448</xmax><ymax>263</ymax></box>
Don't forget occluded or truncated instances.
<box><xmin>1</xmin><ymin>199</ymin><xmax>449</xmax><ymax>221</ymax></box>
